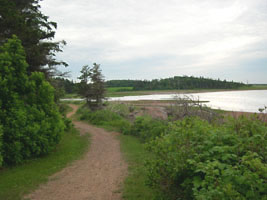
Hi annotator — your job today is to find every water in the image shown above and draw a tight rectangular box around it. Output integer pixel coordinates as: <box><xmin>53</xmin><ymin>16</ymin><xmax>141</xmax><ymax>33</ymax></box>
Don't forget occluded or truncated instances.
<box><xmin>109</xmin><ymin>90</ymin><xmax>267</xmax><ymax>113</ymax></box>
<box><xmin>61</xmin><ymin>90</ymin><xmax>267</xmax><ymax>113</ymax></box>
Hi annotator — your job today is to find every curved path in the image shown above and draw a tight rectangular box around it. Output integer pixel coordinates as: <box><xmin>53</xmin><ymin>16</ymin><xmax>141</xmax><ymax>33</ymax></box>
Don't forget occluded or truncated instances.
<box><xmin>25</xmin><ymin>104</ymin><xmax>127</xmax><ymax>200</ymax></box>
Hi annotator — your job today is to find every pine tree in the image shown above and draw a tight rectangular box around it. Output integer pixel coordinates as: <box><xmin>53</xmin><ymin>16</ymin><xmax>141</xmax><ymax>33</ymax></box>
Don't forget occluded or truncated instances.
<box><xmin>0</xmin><ymin>0</ymin><xmax>67</xmax><ymax>77</ymax></box>
<box><xmin>78</xmin><ymin>63</ymin><xmax>105</xmax><ymax>109</ymax></box>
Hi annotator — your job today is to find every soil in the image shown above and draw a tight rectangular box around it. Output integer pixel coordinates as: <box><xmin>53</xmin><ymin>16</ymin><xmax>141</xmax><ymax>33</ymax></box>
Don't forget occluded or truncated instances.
<box><xmin>25</xmin><ymin>104</ymin><xmax>127</xmax><ymax>200</ymax></box>
<box><xmin>123</xmin><ymin>101</ymin><xmax>267</xmax><ymax>122</ymax></box>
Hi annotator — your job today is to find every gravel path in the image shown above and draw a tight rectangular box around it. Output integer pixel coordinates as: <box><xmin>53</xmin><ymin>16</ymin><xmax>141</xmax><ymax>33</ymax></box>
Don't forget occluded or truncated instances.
<box><xmin>25</xmin><ymin>104</ymin><xmax>127</xmax><ymax>200</ymax></box>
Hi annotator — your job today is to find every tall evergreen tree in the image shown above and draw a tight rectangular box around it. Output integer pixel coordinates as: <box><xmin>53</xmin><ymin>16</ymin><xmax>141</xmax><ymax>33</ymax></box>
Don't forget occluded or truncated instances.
<box><xmin>0</xmin><ymin>0</ymin><xmax>67</xmax><ymax>77</ymax></box>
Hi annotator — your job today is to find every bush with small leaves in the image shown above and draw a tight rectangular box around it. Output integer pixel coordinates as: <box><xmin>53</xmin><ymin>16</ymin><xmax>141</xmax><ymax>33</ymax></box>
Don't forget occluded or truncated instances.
<box><xmin>0</xmin><ymin>36</ymin><xmax>65</xmax><ymax>165</ymax></box>
<box><xmin>0</xmin><ymin>125</ymin><xmax>2</xmax><ymax>167</ymax></box>
<box><xmin>146</xmin><ymin>116</ymin><xmax>267</xmax><ymax>200</ymax></box>
<box><xmin>129</xmin><ymin>116</ymin><xmax>168</xmax><ymax>142</ymax></box>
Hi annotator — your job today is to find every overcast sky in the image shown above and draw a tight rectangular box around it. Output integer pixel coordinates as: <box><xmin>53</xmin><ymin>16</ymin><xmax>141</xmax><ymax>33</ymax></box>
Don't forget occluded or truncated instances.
<box><xmin>40</xmin><ymin>0</ymin><xmax>267</xmax><ymax>83</ymax></box>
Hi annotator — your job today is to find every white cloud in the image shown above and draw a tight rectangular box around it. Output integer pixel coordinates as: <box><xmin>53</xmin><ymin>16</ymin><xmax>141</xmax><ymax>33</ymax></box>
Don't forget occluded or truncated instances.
<box><xmin>41</xmin><ymin>0</ymin><xmax>267</xmax><ymax>83</ymax></box>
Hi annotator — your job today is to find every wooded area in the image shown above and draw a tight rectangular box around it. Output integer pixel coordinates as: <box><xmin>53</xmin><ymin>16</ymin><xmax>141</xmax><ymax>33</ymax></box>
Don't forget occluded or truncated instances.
<box><xmin>107</xmin><ymin>76</ymin><xmax>246</xmax><ymax>90</ymax></box>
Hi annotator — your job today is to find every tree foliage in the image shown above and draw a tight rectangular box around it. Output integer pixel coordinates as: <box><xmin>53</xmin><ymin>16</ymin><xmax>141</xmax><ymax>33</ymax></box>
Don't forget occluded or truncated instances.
<box><xmin>0</xmin><ymin>36</ymin><xmax>65</xmax><ymax>165</ymax></box>
<box><xmin>0</xmin><ymin>125</ymin><xmax>2</xmax><ymax>166</ymax></box>
<box><xmin>52</xmin><ymin>77</ymin><xmax>78</xmax><ymax>94</ymax></box>
<box><xmin>106</xmin><ymin>76</ymin><xmax>246</xmax><ymax>90</ymax></box>
<box><xmin>78</xmin><ymin>63</ymin><xmax>105</xmax><ymax>109</ymax></box>
<box><xmin>0</xmin><ymin>0</ymin><xmax>67</xmax><ymax>77</ymax></box>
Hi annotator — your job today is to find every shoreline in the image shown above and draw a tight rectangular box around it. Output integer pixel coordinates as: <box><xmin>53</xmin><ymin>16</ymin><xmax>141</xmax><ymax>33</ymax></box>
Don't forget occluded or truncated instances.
<box><xmin>106</xmin><ymin>88</ymin><xmax>267</xmax><ymax>97</ymax></box>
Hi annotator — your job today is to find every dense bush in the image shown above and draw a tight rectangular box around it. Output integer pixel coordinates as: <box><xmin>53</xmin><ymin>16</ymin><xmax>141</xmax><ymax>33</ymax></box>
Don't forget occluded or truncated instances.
<box><xmin>0</xmin><ymin>125</ymin><xmax>2</xmax><ymax>167</ymax></box>
<box><xmin>146</xmin><ymin>117</ymin><xmax>267</xmax><ymax>200</ymax></box>
<box><xmin>0</xmin><ymin>36</ymin><xmax>65</xmax><ymax>165</ymax></box>
<box><xmin>58</xmin><ymin>104</ymin><xmax>73</xmax><ymax>131</ymax></box>
<box><xmin>129</xmin><ymin>116</ymin><xmax>168</xmax><ymax>142</ymax></box>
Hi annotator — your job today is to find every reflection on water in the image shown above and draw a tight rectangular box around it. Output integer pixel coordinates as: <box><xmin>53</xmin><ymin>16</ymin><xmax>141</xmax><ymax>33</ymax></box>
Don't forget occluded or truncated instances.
<box><xmin>110</xmin><ymin>90</ymin><xmax>267</xmax><ymax>113</ymax></box>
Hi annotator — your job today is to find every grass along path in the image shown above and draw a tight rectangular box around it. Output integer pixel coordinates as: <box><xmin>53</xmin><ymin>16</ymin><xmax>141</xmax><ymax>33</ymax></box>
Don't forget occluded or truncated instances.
<box><xmin>26</xmin><ymin>104</ymin><xmax>127</xmax><ymax>200</ymax></box>
<box><xmin>0</xmin><ymin>127</ymin><xmax>89</xmax><ymax>200</ymax></box>
<box><xmin>75</xmin><ymin>104</ymin><xmax>158</xmax><ymax>199</ymax></box>
<box><xmin>119</xmin><ymin>135</ymin><xmax>157</xmax><ymax>200</ymax></box>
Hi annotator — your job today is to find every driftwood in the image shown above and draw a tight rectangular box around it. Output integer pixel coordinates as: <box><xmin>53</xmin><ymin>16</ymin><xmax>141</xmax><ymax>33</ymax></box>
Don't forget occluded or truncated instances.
<box><xmin>167</xmin><ymin>94</ymin><xmax>222</xmax><ymax>123</ymax></box>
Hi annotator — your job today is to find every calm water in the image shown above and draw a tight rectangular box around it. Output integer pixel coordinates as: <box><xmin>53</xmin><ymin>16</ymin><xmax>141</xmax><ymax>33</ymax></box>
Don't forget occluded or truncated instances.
<box><xmin>109</xmin><ymin>90</ymin><xmax>267</xmax><ymax>113</ymax></box>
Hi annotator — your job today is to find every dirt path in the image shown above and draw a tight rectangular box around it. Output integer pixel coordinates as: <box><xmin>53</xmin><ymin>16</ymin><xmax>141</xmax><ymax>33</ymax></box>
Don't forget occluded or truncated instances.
<box><xmin>25</xmin><ymin>104</ymin><xmax>127</xmax><ymax>200</ymax></box>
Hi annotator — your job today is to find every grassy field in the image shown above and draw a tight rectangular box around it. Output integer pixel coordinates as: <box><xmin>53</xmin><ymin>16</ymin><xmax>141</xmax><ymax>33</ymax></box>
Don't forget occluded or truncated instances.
<box><xmin>239</xmin><ymin>84</ymin><xmax>267</xmax><ymax>90</ymax></box>
<box><xmin>0</xmin><ymin>128</ymin><xmax>90</xmax><ymax>200</ymax></box>
<box><xmin>119</xmin><ymin>135</ymin><xmax>158</xmax><ymax>200</ymax></box>
<box><xmin>106</xmin><ymin>87</ymin><xmax>133</xmax><ymax>92</ymax></box>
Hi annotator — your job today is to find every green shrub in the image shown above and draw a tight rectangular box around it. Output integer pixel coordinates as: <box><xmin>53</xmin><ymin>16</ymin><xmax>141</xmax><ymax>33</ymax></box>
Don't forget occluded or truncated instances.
<box><xmin>129</xmin><ymin>116</ymin><xmax>168</xmax><ymax>142</ymax></box>
<box><xmin>0</xmin><ymin>36</ymin><xmax>65</xmax><ymax>165</ymax></box>
<box><xmin>146</xmin><ymin>117</ymin><xmax>267</xmax><ymax>200</ymax></box>
<box><xmin>58</xmin><ymin>104</ymin><xmax>73</xmax><ymax>131</ymax></box>
<box><xmin>106</xmin><ymin>102</ymin><xmax>133</xmax><ymax>118</ymax></box>
<box><xmin>0</xmin><ymin>125</ymin><xmax>2</xmax><ymax>167</ymax></box>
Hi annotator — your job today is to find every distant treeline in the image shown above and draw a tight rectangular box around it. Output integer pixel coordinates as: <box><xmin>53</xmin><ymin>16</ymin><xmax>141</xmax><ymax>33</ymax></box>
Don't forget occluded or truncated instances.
<box><xmin>106</xmin><ymin>76</ymin><xmax>247</xmax><ymax>90</ymax></box>
<box><xmin>56</xmin><ymin>76</ymin><xmax>247</xmax><ymax>94</ymax></box>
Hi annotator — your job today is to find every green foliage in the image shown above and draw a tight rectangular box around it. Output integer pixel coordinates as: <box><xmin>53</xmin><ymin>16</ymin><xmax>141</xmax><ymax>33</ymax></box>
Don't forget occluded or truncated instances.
<box><xmin>106</xmin><ymin>87</ymin><xmax>133</xmax><ymax>92</ymax></box>
<box><xmin>0</xmin><ymin>0</ymin><xmax>67</xmax><ymax>76</ymax></box>
<box><xmin>119</xmin><ymin>134</ymin><xmax>158</xmax><ymax>200</ymax></box>
<box><xmin>0</xmin><ymin>125</ymin><xmax>2</xmax><ymax>167</ymax></box>
<box><xmin>52</xmin><ymin>77</ymin><xmax>78</xmax><ymax>95</ymax></box>
<box><xmin>0</xmin><ymin>36</ymin><xmax>65</xmax><ymax>165</ymax></box>
<box><xmin>76</xmin><ymin>101</ymin><xmax>267</xmax><ymax>200</ymax></box>
<box><xmin>145</xmin><ymin>117</ymin><xmax>267</xmax><ymax>200</ymax></box>
<box><xmin>129</xmin><ymin>116</ymin><xmax>168</xmax><ymax>142</ymax></box>
<box><xmin>58</xmin><ymin>104</ymin><xmax>73</xmax><ymax>131</ymax></box>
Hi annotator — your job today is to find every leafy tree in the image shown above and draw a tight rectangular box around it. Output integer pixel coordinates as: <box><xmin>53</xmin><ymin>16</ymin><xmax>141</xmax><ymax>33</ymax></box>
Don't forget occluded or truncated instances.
<box><xmin>78</xmin><ymin>63</ymin><xmax>105</xmax><ymax>109</ymax></box>
<box><xmin>0</xmin><ymin>36</ymin><xmax>65</xmax><ymax>165</ymax></box>
<box><xmin>0</xmin><ymin>0</ymin><xmax>67</xmax><ymax>77</ymax></box>
<box><xmin>0</xmin><ymin>125</ymin><xmax>2</xmax><ymax>167</ymax></box>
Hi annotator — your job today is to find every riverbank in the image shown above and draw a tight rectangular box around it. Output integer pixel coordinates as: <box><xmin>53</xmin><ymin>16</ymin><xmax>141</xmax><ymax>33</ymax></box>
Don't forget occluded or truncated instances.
<box><xmin>62</xmin><ymin>89</ymin><xmax>267</xmax><ymax>114</ymax></box>
<box><xmin>114</xmin><ymin>100</ymin><xmax>267</xmax><ymax>122</ymax></box>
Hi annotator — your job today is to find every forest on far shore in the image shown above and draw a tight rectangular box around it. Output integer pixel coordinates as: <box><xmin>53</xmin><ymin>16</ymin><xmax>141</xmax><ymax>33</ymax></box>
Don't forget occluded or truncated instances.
<box><xmin>55</xmin><ymin>76</ymin><xmax>248</xmax><ymax>94</ymax></box>
<box><xmin>105</xmin><ymin>76</ymin><xmax>246</xmax><ymax>90</ymax></box>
